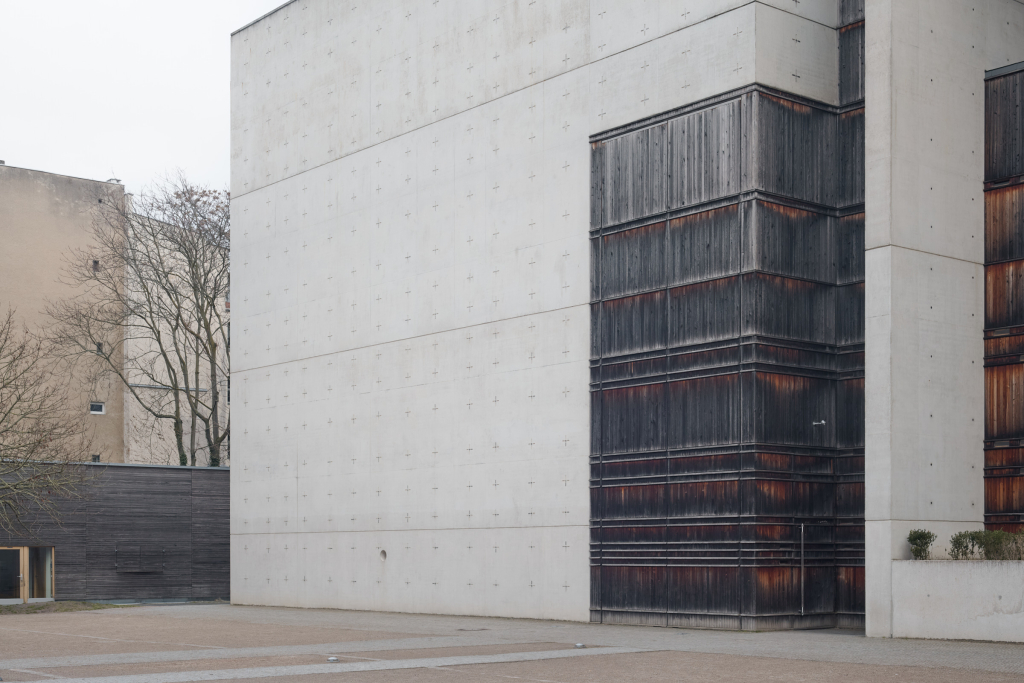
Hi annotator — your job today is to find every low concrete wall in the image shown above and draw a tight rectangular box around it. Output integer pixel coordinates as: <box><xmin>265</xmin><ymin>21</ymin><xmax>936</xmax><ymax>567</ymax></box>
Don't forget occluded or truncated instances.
<box><xmin>891</xmin><ymin>561</ymin><xmax>1024</xmax><ymax>642</ymax></box>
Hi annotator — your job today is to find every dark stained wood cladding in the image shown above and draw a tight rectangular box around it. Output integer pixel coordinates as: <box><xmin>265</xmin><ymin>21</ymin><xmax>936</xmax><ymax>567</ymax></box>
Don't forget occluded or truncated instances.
<box><xmin>839</xmin><ymin>0</ymin><xmax>865</xmax><ymax>27</ymax></box>
<box><xmin>590</xmin><ymin>81</ymin><xmax>865</xmax><ymax>627</ymax></box>
<box><xmin>985</xmin><ymin>67</ymin><xmax>1024</xmax><ymax>533</ymax></box>
<box><xmin>0</xmin><ymin>465</ymin><xmax>229</xmax><ymax>600</ymax></box>
<box><xmin>190</xmin><ymin>469</ymin><xmax>231</xmax><ymax>599</ymax></box>
<box><xmin>839</xmin><ymin>23</ymin><xmax>865</xmax><ymax>107</ymax></box>
<box><xmin>986</xmin><ymin>70</ymin><xmax>1023</xmax><ymax>184</ymax></box>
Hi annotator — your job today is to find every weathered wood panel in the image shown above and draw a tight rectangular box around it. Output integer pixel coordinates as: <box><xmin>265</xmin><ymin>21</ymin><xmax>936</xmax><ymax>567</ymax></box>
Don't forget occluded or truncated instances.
<box><xmin>191</xmin><ymin>469</ymin><xmax>230</xmax><ymax>599</ymax></box>
<box><xmin>666</xmin><ymin>375</ymin><xmax>741</xmax><ymax>448</ymax></box>
<box><xmin>839</xmin><ymin>0</ymin><xmax>865</xmax><ymax>26</ymax></box>
<box><xmin>86</xmin><ymin>468</ymin><xmax>192</xmax><ymax>600</ymax></box>
<box><xmin>836</xmin><ymin>283</ymin><xmax>866</xmax><ymax>346</ymax></box>
<box><xmin>837</xmin><ymin>213</ymin><xmax>866</xmax><ymax>284</ymax></box>
<box><xmin>601</xmin><ymin>384</ymin><xmax>665</xmax><ymax>455</ymax></box>
<box><xmin>600</xmin><ymin>291</ymin><xmax>667</xmax><ymax>357</ymax></box>
<box><xmin>667</xmin><ymin>277</ymin><xmax>741</xmax><ymax>347</ymax></box>
<box><xmin>1</xmin><ymin>465</ymin><xmax>229</xmax><ymax>601</ymax></box>
<box><xmin>599</xmin><ymin>221</ymin><xmax>666</xmax><ymax>298</ymax></box>
<box><xmin>599</xmin><ymin>124</ymin><xmax>669</xmax><ymax>227</ymax></box>
<box><xmin>985</xmin><ymin>257</ymin><xmax>1024</xmax><ymax>330</ymax></box>
<box><xmin>743</xmin><ymin>274</ymin><xmax>837</xmax><ymax>345</ymax></box>
<box><xmin>591</xmin><ymin>85</ymin><xmax>865</xmax><ymax>628</ymax></box>
<box><xmin>667</xmin><ymin>205</ymin><xmax>743</xmax><ymax>285</ymax></box>
<box><xmin>752</xmin><ymin>373</ymin><xmax>835</xmax><ymax>448</ymax></box>
<box><xmin>984</xmin><ymin>67</ymin><xmax>1024</xmax><ymax>532</ymax></box>
<box><xmin>839</xmin><ymin>23</ymin><xmax>865</xmax><ymax>106</ymax></box>
<box><xmin>669</xmin><ymin>97</ymin><xmax>750</xmax><ymax>210</ymax></box>
<box><xmin>746</xmin><ymin>202</ymin><xmax>834</xmax><ymax>284</ymax></box>
<box><xmin>985</xmin><ymin>69</ymin><xmax>1024</xmax><ymax>183</ymax></box>
<box><xmin>755</xmin><ymin>95</ymin><xmax>837</xmax><ymax>207</ymax></box>
<box><xmin>839</xmin><ymin>109</ymin><xmax>866</xmax><ymax>207</ymax></box>
<box><xmin>986</xmin><ymin>184</ymin><xmax>1024</xmax><ymax>264</ymax></box>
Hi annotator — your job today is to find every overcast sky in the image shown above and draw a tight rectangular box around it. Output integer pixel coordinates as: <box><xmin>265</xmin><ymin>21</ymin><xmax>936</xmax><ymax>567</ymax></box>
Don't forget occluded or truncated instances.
<box><xmin>0</xmin><ymin>0</ymin><xmax>286</xmax><ymax>195</ymax></box>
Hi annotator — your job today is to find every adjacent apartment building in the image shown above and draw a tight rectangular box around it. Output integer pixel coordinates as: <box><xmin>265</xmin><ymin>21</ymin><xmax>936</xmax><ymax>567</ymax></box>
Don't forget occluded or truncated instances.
<box><xmin>0</xmin><ymin>164</ymin><xmax>125</xmax><ymax>463</ymax></box>
<box><xmin>0</xmin><ymin>163</ymin><xmax>228</xmax><ymax>466</ymax></box>
<box><xmin>230</xmin><ymin>0</ymin><xmax>1024</xmax><ymax>640</ymax></box>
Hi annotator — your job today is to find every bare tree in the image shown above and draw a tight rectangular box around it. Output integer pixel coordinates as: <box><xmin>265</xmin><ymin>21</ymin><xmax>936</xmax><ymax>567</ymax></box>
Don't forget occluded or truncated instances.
<box><xmin>48</xmin><ymin>174</ymin><xmax>230</xmax><ymax>467</ymax></box>
<box><xmin>0</xmin><ymin>309</ymin><xmax>91</xmax><ymax>535</ymax></box>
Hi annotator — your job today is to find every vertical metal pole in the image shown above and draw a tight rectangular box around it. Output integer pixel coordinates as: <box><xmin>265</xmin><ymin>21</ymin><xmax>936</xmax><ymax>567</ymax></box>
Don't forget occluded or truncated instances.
<box><xmin>800</xmin><ymin>523</ymin><xmax>805</xmax><ymax>617</ymax></box>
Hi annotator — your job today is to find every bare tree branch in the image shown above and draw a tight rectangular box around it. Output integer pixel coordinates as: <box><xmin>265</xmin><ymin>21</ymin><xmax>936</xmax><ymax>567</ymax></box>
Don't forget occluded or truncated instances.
<box><xmin>47</xmin><ymin>173</ymin><xmax>230</xmax><ymax>467</ymax></box>
<box><xmin>0</xmin><ymin>309</ymin><xmax>92</xmax><ymax>536</ymax></box>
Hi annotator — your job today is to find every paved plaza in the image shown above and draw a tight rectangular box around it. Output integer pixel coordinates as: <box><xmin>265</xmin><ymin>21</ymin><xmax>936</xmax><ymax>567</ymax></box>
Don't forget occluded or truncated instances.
<box><xmin>0</xmin><ymin>604</ymin><xmax>1022</xmax><ymax>682</ymax></box>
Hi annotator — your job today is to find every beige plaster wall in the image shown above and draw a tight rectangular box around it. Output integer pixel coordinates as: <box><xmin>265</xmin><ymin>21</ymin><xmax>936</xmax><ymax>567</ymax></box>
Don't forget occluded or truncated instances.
<box><xmin>0</xmin><ymin>164</ymin><xmax>125</xmax><ymax>462</ymax></box>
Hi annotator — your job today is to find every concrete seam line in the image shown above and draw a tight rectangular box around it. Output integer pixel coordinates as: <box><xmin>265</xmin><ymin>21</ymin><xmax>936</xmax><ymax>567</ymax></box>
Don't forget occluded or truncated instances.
<box><xmin>0</xmin><ymin>636</ymin><xmax>521</xmax><ymax>670</ymax></box>
<box><xmin>38</xmin><ymin>647</ymin><xmax>649</xmax><ymax>683</ymax></box>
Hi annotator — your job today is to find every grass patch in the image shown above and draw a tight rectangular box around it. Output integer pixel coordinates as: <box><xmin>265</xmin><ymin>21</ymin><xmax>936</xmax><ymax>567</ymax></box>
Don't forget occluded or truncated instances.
<box><xmin>0</xmin><ymin>601</ymin><xmax>136</xmax><ymax>616</ymax></box>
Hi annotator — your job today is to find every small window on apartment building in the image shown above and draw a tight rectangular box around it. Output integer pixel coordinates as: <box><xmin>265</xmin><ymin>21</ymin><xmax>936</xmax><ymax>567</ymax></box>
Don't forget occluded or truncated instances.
<box><xmin>89</xmin><ymin>402</ymin><xmax>105</xmax><ymax>415</ymax></box>
<box><xmin>91</xmin><ymin>454</ymin><xmax>101</xmax><ymax>463</ymax></box>
<box><xmin>92</xmin><ymin>259</ymin><xmax>100</xmax><ymax>272</ymax></box>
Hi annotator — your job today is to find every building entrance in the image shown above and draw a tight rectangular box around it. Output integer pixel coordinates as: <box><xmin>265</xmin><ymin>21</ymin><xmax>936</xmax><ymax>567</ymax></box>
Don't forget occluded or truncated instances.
<box><xmin>0</xmin><ymin>547</ymin><xmax>54</xmax><ymax>604</ymax></box>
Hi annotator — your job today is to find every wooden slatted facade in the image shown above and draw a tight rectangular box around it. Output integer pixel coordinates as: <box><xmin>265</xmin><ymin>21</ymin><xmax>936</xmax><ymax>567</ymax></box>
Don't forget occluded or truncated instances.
<box><xmin>984</xmin><ymin>62</ymin><xmax>1024</xmax><ymax>533</ymax></box>
<box><xmin>589</xmin><ymin>10</ymin><xmax>866</xmax><ymax>630</ymax></box>
<box><xmin>1</xmin><ymin>464</ymin><xmax>229</xmax><ymax>601</ymax></box>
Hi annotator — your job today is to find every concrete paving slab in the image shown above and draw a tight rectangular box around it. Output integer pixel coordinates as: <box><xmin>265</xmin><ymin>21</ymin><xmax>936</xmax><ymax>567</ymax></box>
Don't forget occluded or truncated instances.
<box><xmin>1</xmin><ymin>603</ymin><xmax>1023</xmax><ymax>683</ymax></box>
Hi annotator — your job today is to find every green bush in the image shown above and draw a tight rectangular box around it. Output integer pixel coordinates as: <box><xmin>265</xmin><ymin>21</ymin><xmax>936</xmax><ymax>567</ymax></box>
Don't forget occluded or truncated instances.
<box><xmin>949</xmin><ymin>531</ymin><xmax>979</xmax><ymax>560</ymax></box>
<box><xmin>949</xmin><ymin>530</ymin><xmax>1024</xmax><ymax>560</ymax></box>
<box><xmin>908</xmin><ymin>529</ymin><xmax>936</xmax><ymax>560</ymax></box>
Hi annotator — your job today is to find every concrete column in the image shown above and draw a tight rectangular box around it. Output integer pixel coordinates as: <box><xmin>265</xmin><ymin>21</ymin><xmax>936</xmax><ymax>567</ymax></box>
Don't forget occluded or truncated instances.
<box><xmin>864</xmin><ymin>0</ymin><xmax>1024</xmax><ymax>637</ymax></box>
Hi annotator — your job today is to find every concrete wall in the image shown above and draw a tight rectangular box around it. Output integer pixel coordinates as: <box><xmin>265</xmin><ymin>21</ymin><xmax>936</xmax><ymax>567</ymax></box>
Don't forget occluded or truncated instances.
<box><xmin>891</xmin><ymin>561</ymin><xmax>1024</xmax><ymax>642</ymax></box>
<box><xmin>230</xmin><ymin>0</ymin><xmax>844</xmax><ymax>620</ymax></box>
<box><xmin>864</xmin><ymin>0</ymin><xmax>1024</xmax><ymax>638</ymax></box>
<box><xmin>0</xmin><ymin>165</ymin><xmax>125</xmax><ymax>463</ymax></box>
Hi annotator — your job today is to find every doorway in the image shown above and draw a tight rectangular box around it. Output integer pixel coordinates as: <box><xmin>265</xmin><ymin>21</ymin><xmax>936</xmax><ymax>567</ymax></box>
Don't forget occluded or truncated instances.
<box><xmin>0</xmin><ymin>547</ymin><xmax>54</xmax><ymax>604</ymax></box>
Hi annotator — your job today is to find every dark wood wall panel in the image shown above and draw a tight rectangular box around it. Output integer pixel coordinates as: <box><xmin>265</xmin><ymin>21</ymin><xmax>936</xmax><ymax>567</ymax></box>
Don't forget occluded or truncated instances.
<box><xmin>839</xmin><ymin>110</ymin><xmax>866</xmax><ymax>207</ymax></box>
<box><xmin>837</xmin><ymin>214</ymin><xmax>866</xmax><ymax>284</ymax></box>
<box><xmin>86</xmin><ymin>469</ymin><xmax>192</xmax><ymax>600</ymax></box>
<box><xmin>753</xmin><ymin>373</ymin><xmax>835</xmax><ymax>448</ymax></box>
<box><xmin>666</xmin><ymin>376</ymin><xmax>741</xmax><ymax>448</ymax></box>
<box><xmin>1</xmin><ymin>465</ymin><xmax>229</xmax><ymax>601</ymax></box>
<box><xmin>668</xmin><ymin>278</ymin><xmax>741</xmax><ymax>346</ymax></box>
<box><xmin>839</xmin><ymin>0</ymin><xmax>865</xmax><ymax>26</ymax></box>
<box><xmin>600</xmin><ymin>291</ymin><xmax>667</xmax><ymax>357</ymax></box>
<box><xmin>191</xmin><ymin>469</ymin><xmax>230</xmax><ymax>599</ymax></box>
<box><xmin>591</xmin><ymin>79</ymin><xmax>865</xmax><ymax>628</ymax></box>
<box><xmin>755</xmin><ymin>95</ymin><xmax>837</xmax><ymax>207</ymax></box>
<box><xmin>985</xmin><ymin>67</ymin><xmax>1024</xmax><ymax>532</ymax></box>
<box><xmin>669</xmin><ymin>98</ymin><xmax>751</xmax><ymax>210</ymax></box>
<box><xmin>599</xmin><ymin>222</ymin><xmax>667</xmax><ymax>298</ymax></box>
<box><xmin>839</xmin><ymin>24</ymin><xmax>865</xmax><ymax>106</ymax></box>
<box><xmin>985</xmin><ymin>260</ymin><xmax>1024</xmax><ymax>329</ymax></box>
<box><xmin>668</xmin><ymin>206</ymin><xmax>743</xmax><ymax>285</ymax></box>
<box><xmin>601</xmin><ymin>384</ymin><xmax>665</xmax><ymax>455</ymax></box>
<box><xmin>986</xmin><ymin>185</ymin><xmax>1024</xmax><ymax>263</ymax></box>
<box><xmin>743</xmin><ymin>275</ymin><xmax>836</xmax><ymax>344</ymax></box>
<box><xmin>985</xmin><ymin>70</ymin><xmax>1024</xmax><ymax>183</ymax></box>
<box><xmin>746</xmin><ymin>203</ymin><xmax>834</xmax><ymax>284</ymax></box>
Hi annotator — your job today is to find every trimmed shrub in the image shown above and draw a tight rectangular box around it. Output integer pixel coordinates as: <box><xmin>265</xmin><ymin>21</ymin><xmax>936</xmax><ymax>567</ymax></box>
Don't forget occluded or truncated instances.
<box><xmin>908</xmin><ymin>529</ymin><xmax>936</xmax><ymax>560</ymax></box>
<box><xmin>949</xmin><ymin>530</ymin><xmax>1024</xmax><ymax>560</ymax></box>
<box><xmin>949</xmin><ymin>531</ymin><xmax>978</xmax><ymax>560</ymax></box>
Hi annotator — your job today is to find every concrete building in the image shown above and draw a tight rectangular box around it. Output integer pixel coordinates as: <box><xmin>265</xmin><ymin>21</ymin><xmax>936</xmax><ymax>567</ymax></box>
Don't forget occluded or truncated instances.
<box><xmin>0</xmin><ymin>164</ymin><xmax>126</xmax><ymax>463</ymax></box>
<box><xmin>230</xmin><ymin>0</ymin><xmax>1024</xmax><ymax>640</ymax></box>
